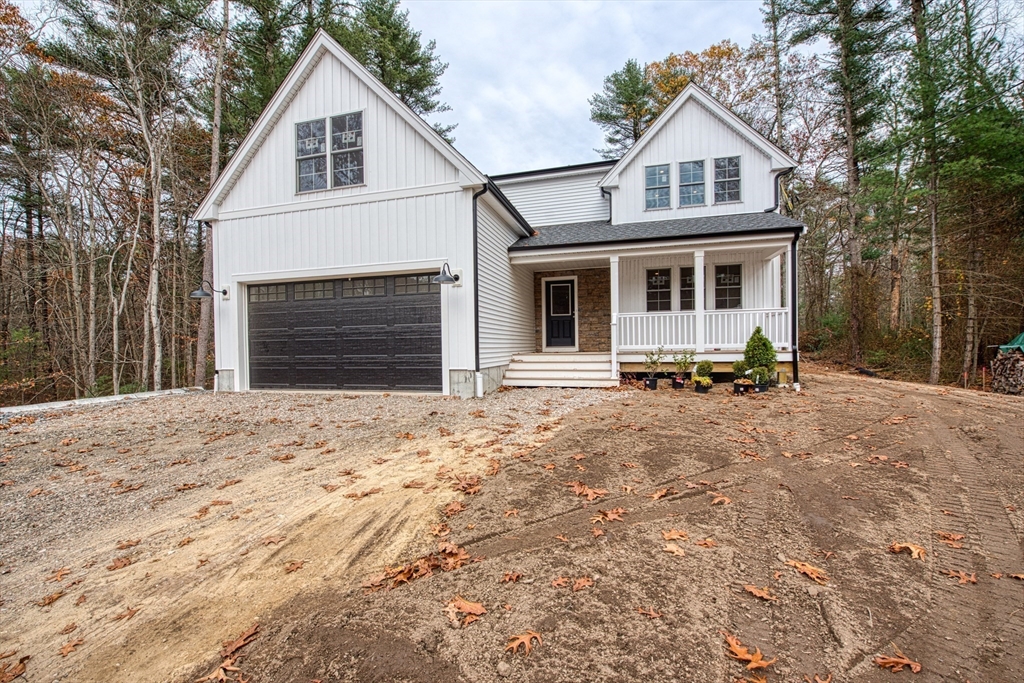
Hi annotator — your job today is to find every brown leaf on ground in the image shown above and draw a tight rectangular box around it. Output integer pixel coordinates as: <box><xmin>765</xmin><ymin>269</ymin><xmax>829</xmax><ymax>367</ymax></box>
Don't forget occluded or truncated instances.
<box><xmin>220</xmin><ymin>623</ymin><xmax>260</xmax><ymax>658</ymax></box>
<box><xmin>621</xmin><ymin>462</ymin><xmax>638</xmax><ymax>468</ymax></box>
<box><xmin>785</xmin><ymin>560</ymin><xmax>829</xmax><ymax>585</ymax></box>
<box><xmin>590</xmin><ymin>507</ymin><xmax>627</xmax><ymax>524</ymax></box>
<box><xmin>116</xmin><ymin>539</ymin><xmax>140</xmax><ymax>550</ymax></box>
<box><xmin>178</xmin><ymin>537</ymin><xmax>194</xmax><ymax>547</ymax></box>
<box><xmin>936</xmin><ymin>531</ymin><xmax>965</xmax><ymax>548</ymax></box>
<box><xmin>564</xmin><ymin>480</ymin><xmax>607</xmax><ymax>501</ymax></box>
<box><xmin>637</xmin><ymin>607</ymin><xmax>662</xmax><ymax>618</ymax></box>
<box><xmin>1010</xmin><ymin>574</ymin><xmax>1024</xmax><ymax>581</ymax></box>
<box><xmin>429</xmin><ymin>523</ymin><xmax>451</xmax><ymax>537</ymax></box>
<box><xmin>542</xmin><ymin>463</ymin><xmax>556</xmax><ymax>470</ymax></box>
<box><xmin>192</xmin><ymin>506</ymin><xmax>210</xmax><ymax>519</ymax></box>
<box><xmin>59</xmin><ymin>623</ymin><xmax>77</xmax><ymax>635</ymax></box>
<box><xmin>176</xmin><ymin>482</ymin><xmax>203</xmax><ymax>491</ymax></box>
<box><xmin>112</xmin><ymin>606</ymin><xmax>139</xmax><ymax>621</ymax></box>
<box><xmin>451</xmin><ymin>473</ymin><xmax>482</xmax><ymax>495</ymax></box>
<box><xmin>0</xmin><ymin>654</ymin><xmax>29</xmax><ymax>683</ymax></box>
<box><xmin>344</xmin><ymin>487</ymin><xmax>383</xmax><ymax>499</ymax></box>
<box><xmin>443</xmin><ymin>595</ymin><xmax>487</xmax><ymax>628</ymax></box>
<box><xmin>217</xmin><ymin>479</ymin><xmax>242</xmax><ymax>490</ymax></box>
<box><xmin>695</xmin><ymin>538</ymin><xmax>718</xmax><ymax>548</ymax></box>
<box><xmin>662</xmin><ymin>529</ymin><xmax>688</xmax><ymax>541</ymax></box>
<box><xmin>889</xmin><ymin>542</ymin><xmax>927</xmax><ymax>560</ymax></box>
<box><xmin>438</xmin><ymin>426</ymin><xmax>454</xmax><ymax>437</ymax></box>
<box><xmin>504</xmin><ymin>631</ymin><xmax>542</xmax><ymax>656</ymax></box>
<box><xmin>402</xmin><ymin>480</ymin><xmax>426</xmax><ymax>489</ymax></box>
<box><xmin>106</xmin><ymin>556</ymin><xmax>133</xmax><ymax>571</ymax></box>
<box><xmin>501</xmin><ymin>572</ymin><xmax>522</xmax><ymax>583</ymax></box>
<box><xmin>663</xmin><ymin>543</ymin><xmax>686</xmax><ymax>557</ymax></box>
<box><xmin>710</xmin><ymin>493</ymin><xmax>732</xmax><ymax>505</ymax></box>
<box><xmin>503</xmin><ymin>508</ymin><xmax>519</xmax><ymax>517</ymax></box>
<box><xmin>59</xmin><ymin>638</ymin><xmax>84</xmax><ymax>657</ymax></box>
<box><xmin>443</xmin><ymin>501</ymin><xmax>467</xmax><ymax>516</ymax></box>
<box><xmin>270</xmin><ymin>453</ymin><xmax>295</xmax><ymax>462</ymax></box>
<box><xmin>803</xmin><ymin>675</ymin><xmax>832</xmax><ymax>683</ymax></box>
<box><xmin>75</xmin><ymin>595</ymin><xmax>86</xmax><ymax>605</ymax></box>
<box><xmin>648</xmin><ymin>487</ymin><xmax>678</xmax><ymax>500</ymax></box>
<box><xmin>944</xmin><ymin>569</ymin><xmax>977</xmax><ymax>585</ymax></box>
<box><xmin>873</xmin><ymin>643</ymin><xmax>922</xmax><ymax>673</ymax></box>
<box><xmin>721</xmin><ymin>631</ymin><xmax>777</xmax><ymax>671</ymax></box>
<box><xmin>572</xmin><ymin>576</ymin><xmax>594</xmax><ymax>592</ymax></box>
<box><xmin>550</xmin><ymin>577</ymin><xmax>569</xmax><ymax>588</ymax></box>
<box><xmin>195</xmin><ymin>656</ymin><xmax>242</xmax><ymax>683</ymax></box>
<box><xmin>743</xmin><ymin>585</ymin><xmax>778</xmax><ymax>602</ymax></box>
<box><xmin>45</xmin><ymin>567</ymin><xmax>71</xmax><ymax>582</ymax></box>
<box><xmin>36</xmin><ymin>590</ymin><xmax>65</xmax><ymax>607</ymax></box>
<box><xmin>210</xmin><ymin>500</ymin><xmax>232</xmax><ymax>506</ymax></box>
<box><xmin>591</xmin><ymin>527</ymin><xmax>605</xmax><ymax>538</ymax></box>
<box><xmin>555</xmin><ymin>534</ymin><xmax>569</xmax><ymax>542</ymax></box>
<box><xmin>284</xmin><ymin>560</ymin><xmax>305</xmax><ymax>573</ymax></box>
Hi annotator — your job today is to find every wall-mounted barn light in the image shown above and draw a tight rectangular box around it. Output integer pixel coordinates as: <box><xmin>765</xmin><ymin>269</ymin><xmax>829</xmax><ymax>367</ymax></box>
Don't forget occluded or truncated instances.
<box><xmin>432</xmin><ymin>263</ymin><xmax>462</xmax><ymax>287</ymax></box>
<box><xmin>189</xmin><ymin>280</ymin><xmax>228</xmax><ymax>300</ymax></box>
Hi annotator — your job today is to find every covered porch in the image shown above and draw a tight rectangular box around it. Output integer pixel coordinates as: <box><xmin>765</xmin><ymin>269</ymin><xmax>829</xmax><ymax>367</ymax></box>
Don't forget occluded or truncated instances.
<box><xmin>504</xmin><ymin>230</ymin><xmax>799</xmax><ymax>386</ymax></box>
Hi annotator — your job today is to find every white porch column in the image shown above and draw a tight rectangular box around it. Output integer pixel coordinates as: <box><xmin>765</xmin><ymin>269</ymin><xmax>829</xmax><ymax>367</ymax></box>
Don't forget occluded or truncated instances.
<box><xmin>609</xmin><ymin>255</ymin><xmax>619</xmax><ymax>379</ymax></box>
<box><xmin>694</xmin><ymin>250</ymin><xmax>705</xmax><ymax>352</ymax></box>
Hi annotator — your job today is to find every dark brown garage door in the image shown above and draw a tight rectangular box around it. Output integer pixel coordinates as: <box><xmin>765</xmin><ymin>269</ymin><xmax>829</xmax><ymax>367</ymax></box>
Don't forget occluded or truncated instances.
<box><xmin>247</xmin><ymin>274</ymin><xmax>442</xmax><ymax>391</ymax></box>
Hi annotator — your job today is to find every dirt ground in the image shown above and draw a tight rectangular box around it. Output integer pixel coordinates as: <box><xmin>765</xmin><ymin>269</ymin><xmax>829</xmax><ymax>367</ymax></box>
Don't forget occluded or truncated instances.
<box><xmin>2</xmin><ymin>365</ymin><xmax>1023</xmax><ymax>683</ymax></box>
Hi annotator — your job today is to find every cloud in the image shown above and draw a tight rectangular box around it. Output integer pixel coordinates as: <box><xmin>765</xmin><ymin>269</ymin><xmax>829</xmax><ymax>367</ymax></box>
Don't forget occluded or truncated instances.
<box><xmin>404</xmin><ymin>0</ymin><xmax>765</xmax><ymax>173</ymax></box>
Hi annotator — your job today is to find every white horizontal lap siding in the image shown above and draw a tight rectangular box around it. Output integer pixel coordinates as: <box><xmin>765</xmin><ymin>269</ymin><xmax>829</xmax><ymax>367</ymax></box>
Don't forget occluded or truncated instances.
<box><xmin>219</xmin><ymin>51</ymin><xmax>460</xmax><ymax>215</ymax></box>
<box><xmin>612</xmin><ymin>101</ymin><xmax>774</xmax><ymax>223</ymax></box>
<box><xmin>212</xmin><ymin>189</ymin><xmax>476</xmax><ymax>388</ymax></box>
<box><xmin>496</xmin><ymin>171</ymin><xmax>608</xmax><ymax>227</ymax></box>
<box><xmin>619</xmin><ymin>251</ymin><xmax>776</xmax><ymax>313</ymax></box>
<box><xmin>476</xmin><ymin>201</ymin><xmax>533</xmax><ymax>368</ymax></box>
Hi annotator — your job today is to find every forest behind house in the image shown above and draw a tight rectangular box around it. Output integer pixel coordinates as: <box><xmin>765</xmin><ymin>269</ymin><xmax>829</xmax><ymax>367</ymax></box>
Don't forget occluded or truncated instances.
<box><xmin>0</xmin><ymin>0</ymin><xmax>1022</xmax><ymax>406</ymax></box>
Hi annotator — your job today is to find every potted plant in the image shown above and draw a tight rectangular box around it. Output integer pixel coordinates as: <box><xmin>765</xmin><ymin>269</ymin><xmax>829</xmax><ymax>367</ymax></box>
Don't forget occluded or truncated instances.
<box><xmin>732</xmin><ymin>359</ymin><xmax>753</xmax><ymax>395</ymax></box>
<box><xmin>744</xmin><ymin>327</ymin><xmax>777</xmax><ymax>377</ymax></box>
<box><xmin>671</xmin><ymin>350</ymin><xmax>695</xmax><ymax>389</ymax></box>
<box><xmin>642</xmin><ymin>347</ymin><xmax>665</xmax><ymax>390</ymax></box>
<box><xmin>693</xmin><ymin>359</ymin><xmax>714</xmax><ymax>394</ymax></box>
<box><xmin>751</xmin><ymin>366</ymin><xmax>771</xmax><ymax>393</ymax></box>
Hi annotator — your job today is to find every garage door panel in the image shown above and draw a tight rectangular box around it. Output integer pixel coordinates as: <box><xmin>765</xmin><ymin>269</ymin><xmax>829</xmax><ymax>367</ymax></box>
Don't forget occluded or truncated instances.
<box><xmin>248</xmin><ymin>275</ymin><xmax>441</xmax><ymax>391</ymax></box>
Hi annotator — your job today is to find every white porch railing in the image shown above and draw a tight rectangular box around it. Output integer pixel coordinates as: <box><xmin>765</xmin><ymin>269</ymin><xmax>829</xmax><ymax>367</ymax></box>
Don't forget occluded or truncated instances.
<box><xmin>618</xmin><ymin>309</ymin><xmax>790</xmax><ymax>351</ymax></box>
<box><xmin>618</xmin><ymin>312</ymin><xmax>696</xmax><ymax>350</ymax></box>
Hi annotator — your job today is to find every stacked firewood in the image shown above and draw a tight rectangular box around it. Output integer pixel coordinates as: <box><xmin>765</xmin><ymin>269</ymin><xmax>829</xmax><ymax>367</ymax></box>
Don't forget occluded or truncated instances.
<box><xmin>992</xmin><ymin>350</ymin><xmax>1024</xmax><ymax>395</ymax></box>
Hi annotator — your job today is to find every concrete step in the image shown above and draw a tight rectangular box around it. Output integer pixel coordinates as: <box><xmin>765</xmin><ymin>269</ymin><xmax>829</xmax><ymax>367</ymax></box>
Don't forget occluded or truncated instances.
<box><xmin>510</xmin><ymin>354</ymin><xmax>611</xmax><ymax>364</ymax></box>
<box><xmin>504</xmin><ymin>369</ymin><xmax>616</xmax><ymax>380</ymax></box>
<box><xmin>502</xmin><ymin>378</ymin><xmax>620</xmax><ymax>388</ymax></box>
<box><xmin>506</xmin><ymin>361</ymin><xmax>615</xmax><ymax>372</ymax></box>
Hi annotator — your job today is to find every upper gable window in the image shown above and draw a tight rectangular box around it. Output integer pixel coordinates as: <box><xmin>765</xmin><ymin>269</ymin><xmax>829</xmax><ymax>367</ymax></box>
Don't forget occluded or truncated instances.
<box><xmin>645</xmin><ymin>165</ymin><xmax>670</xmax><ymax>210</ymax></box>
<box><xmin>296</xmin><ymin>112</ymin><xmax>364</xmax><ymax>193</ymax></box>
<box><xmin>296</xmin><ymin>119</ymin><xmax>328</xmax><ymax>192</ymax></box>
<box><xmin>713</xmin><ymin>156</ymin><xmax>741</xmax><ymax>203</ymax></box>
<box><xmin>679</xmin><ymin>161</ymin><xmax>705</xmax><ymax>206</ymax></box>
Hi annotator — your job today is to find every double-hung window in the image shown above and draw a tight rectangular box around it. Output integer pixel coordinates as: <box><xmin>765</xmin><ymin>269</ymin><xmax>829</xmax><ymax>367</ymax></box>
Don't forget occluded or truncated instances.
<box><xmin>678</xmin><ymin>161</ymin><xmax>705</xmax><ymax>206</ymax></box>
<box><xmin>296</xmin><ymin>111</ymin><xmax>364</xmax><ymax>192</ymax></box>
<box><xmin>646</xmin><ymin>269</ymin><xmax>672</xmax><ymax>312</ymax></box>
<box><xmin>715</xmin><ymin>264</ymin><xmax>742</xmax><ymax>309</ymax></box>
<box><xmin>713</xmin><ymin>156</ymin><xmax>741</xmax><ymax>203</ymax></box>
<box><xmin>645</xmin><ymin>164</ymin><xmax>670</xmax><ymax>210</ymax></box>
<box><xmin>679</xmin><ymin>267</ymin><xmax>696</xmax><ymax>311</ymax></box>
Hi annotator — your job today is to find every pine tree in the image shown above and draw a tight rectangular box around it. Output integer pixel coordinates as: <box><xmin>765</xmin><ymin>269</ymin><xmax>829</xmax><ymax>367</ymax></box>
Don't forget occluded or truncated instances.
<box><xmin>588</xmin><ymin>59</ymin><xmax>654</xmax><ymax>159</ymax></box>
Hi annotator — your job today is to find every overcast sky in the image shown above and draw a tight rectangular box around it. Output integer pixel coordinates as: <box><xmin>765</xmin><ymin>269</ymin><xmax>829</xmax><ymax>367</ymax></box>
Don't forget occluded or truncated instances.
<box><xmin>403</xmin><ymin>0</ymin><xmax>767</xmax><ymax>174</ymax></box>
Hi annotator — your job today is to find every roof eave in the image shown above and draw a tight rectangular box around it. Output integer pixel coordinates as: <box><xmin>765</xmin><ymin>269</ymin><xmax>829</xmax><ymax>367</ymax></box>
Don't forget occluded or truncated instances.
<box><xmin>508</xmin><ymin>224</ymin><xmax>804</xmax><ymax>253</ymax></box>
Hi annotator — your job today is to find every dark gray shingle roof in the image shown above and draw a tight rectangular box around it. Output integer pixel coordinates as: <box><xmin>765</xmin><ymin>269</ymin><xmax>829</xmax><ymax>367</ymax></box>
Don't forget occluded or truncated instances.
<box><xmin>509</xmin><ymin>212</ymin><xmax>804</xmax><ymax>251</ymax></box>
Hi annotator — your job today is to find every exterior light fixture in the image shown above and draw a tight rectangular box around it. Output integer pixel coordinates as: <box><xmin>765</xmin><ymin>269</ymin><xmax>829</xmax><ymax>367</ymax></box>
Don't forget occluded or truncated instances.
<box><xmin>432</xmin><ymin>263</ymin><xmax>462</xmax><ymax>286</ymax></box>
<box><xmin>189</xmin><ymin>280</ymin><xmax>228</xmax><ymax>299</ymax></box>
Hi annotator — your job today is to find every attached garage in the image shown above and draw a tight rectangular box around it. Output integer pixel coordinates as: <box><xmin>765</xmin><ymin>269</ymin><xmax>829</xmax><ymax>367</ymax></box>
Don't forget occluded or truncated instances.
<box><xmin>247</xmin><ymin>274</ymin><xmax>442</xmax><ymax>391</ymax></box>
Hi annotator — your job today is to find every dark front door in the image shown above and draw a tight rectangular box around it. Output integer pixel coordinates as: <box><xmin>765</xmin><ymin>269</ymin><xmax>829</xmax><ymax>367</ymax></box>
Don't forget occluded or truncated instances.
<box><xmin>545</xmin><ymin>279</ymin><xmax>576</xmax><ymax>348</ymax></box>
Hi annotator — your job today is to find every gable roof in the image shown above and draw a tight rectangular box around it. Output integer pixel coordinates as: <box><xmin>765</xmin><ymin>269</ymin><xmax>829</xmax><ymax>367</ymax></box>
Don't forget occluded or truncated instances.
<box><xmin>598</xmin><ymin>83</ymin><xmax>798</xmax><ymax>189</ymax></box>
<box><xmin>193</xmin><ymin>29</ymin><xmax>487</xmax><ymax>222</ymax></box>
<box><xmin>508</xmin><ymin>212</ymin><xmax>803</xmax><ymax>252</ymax></box>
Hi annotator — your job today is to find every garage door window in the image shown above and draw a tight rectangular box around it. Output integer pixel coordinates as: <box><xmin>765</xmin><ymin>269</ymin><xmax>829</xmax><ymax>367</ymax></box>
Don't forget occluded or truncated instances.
<box><xmin>294</xmin><ymin>281</ymin><xmax>334</xmax><ymax>299</ymax></box>
<box><xmin>342</xmin><ymin>278</ymin><xmax>386</xmax><ymax>297</ymax></box>
<box><xmin>249</xmin><ymin>284</ymin><xmax>286</xmax><ymax>302</ymax></box>
<box><xmin>395</xmin><ymin>274</ymin><xmax>440</xmax><ymax>294</ymax></box>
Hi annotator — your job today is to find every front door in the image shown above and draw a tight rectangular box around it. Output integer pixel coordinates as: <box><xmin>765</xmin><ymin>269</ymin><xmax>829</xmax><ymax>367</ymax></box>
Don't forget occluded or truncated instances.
<box><xmin>545</xmin><ymin>279</ymin><xmax>576</xmax><ymax>349</ymax></box>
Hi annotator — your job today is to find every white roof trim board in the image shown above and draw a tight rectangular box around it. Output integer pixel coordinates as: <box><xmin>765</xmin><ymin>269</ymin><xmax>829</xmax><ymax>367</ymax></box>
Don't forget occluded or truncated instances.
<box><xmin>193</xmin><ymin>29</ymin><xmax>487</xmax><ymax>222</ymax></box>
<box><xmin>598</xmin><ymin>83</ymin><xmax>798</xmax><ymax>189</ymax></box>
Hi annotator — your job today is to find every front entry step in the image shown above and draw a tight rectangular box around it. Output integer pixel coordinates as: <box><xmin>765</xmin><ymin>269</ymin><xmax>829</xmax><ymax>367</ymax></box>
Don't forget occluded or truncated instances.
<box><xmin>502</xmin><ymin>353</ymin><xmax>619</xmax><ymax>389</ymax></box>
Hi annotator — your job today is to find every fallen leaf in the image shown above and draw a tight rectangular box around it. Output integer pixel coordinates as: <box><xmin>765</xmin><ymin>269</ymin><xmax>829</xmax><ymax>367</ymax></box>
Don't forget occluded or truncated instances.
<box><xmin>648</xmin><ymin>487</ymin><xmax>678</xmax><ymax>500</ymax></box>
<box><xmin>572</xmin><ymin>576</ymin><xmax>594</xmax><ymax>592</ymax></box>
<box><xmin>505</xmin><ymin>631</ymin><xmax>542</xmax><ymax>656</ymax></box>
<box><xmin>873</xmin><ymin>643</ymin><xmax>922</xmax><ymax>673</ymax></box>
<box><xmin>936</xmin><ymin>531</ymin><xmax>965</xmax><ymax>548</ymax></box>
<box><xmin>743</xmin><ymin>585</ymin><xmax>778</xmax><ymax>602</ymax></box>
<box><xmin>591</xmin><ymin>527</ymin><xmax>605</xmax><ymax>538</ymax></box>
<box><xmin>443</xmin><ymin>595</ymin><xmax>487</xmax><ymax>627</ymax></box>
<box><xmin>0</xmin><ymin>655</ymin><xmax>29</xmax><ymax>682</ymax></box>
<box><xmin>542</xmin><ymin>463</ymin><xmax>556</xmax><ymax>470</ymax></box>
<box><xmin>710</xmin><ymin>493</ymin><xmax>732</xmax><ymax>505</ymax></box>
<box><xmin>662</xmin><ymin>529</ymin><xmax>688</xmax><ymax>541</ymax></box>
<box><xmin>504</xmin><ymin>509</ymin><xmax>519</xmax><ymax>517</ymax></box>
<box><xmin>501</xmin><ymin>572</ymin><xmax>522</xmax><ymax>583</ymax></box>
<box><xmin>284</xmin><ymin>560</ymin><xmax>305</xmax><ymax>574</ymax></box>
<box><xmin>45</xmin><ymin>567</ymin><xmax>71</xmax><ymax>582</ymax></box>
<box><xmin>220</xmin><ymin>623</ymin><xmax>260</xmax><ymax>658</ymax></box>
<box><xmin>889</xmin><ymin>542</ymin><xmax>926</xmax><ymax>560</ymax></box>
<box><xmin>551</xmin><ymin>577</ymin><xmax>569</xmax><ymax>588</ymax></box>
<box><xmin>785</xmin><ymin>560</ymin><xmax>828</xmax><ymax>585</ymax></box>
<box><xmin>664</xmin><ymin>543</ymin><xmax>686</xmax><ymax>557</ymax></box>
<box><xmin>178</xmin><ymin>537</ymin><xmax>194</xmax><ymax>547</ymax></box>
<box><xmin>217</xmin><ymin>479</ymin><xmax>242</xmax><ymax>490</ymax></box>
<box><xmin>36</xmin><ymin>590</ymin><xmax>65</xmax><ymax>607</ymax></box>
<box><xmin>59</xmin><ymin>639</ymin><xmax>84</xmax><ymax>657</ymax></box>
<box><xmin>803</xmin><ymin>675</ymin><xmax>832</xmax><ymax>683</ymax></box>
<box><xmin>429</xmin><ymin>524</ymin><xmax>451</xmax><ymax>537</ymax></box>
<box><xmin>555</xmin><ymin>534</ymin><xmax>569</xmax><ymax>542</ymax></box>
<box><xmin>636</xmin><ymin>607</ymin><xmax>662</xmax><ymax>618</ymax></box>
<box><xmin>75</xmin><ymin>595</ymin><xmax>86</xmax><ymax>606</ymax></box>
<box><xmin>112</xmin><ymin>606</ymin><xmax>139</xmax><ymax>621</ymax></box>
<box><xmin>106</xmin><ymin>556</ymin><xmax>133</xmax><ymax>571</ymax></box>
<box><xmin>621</xmin><ymin>462</ymin><xmax>638</xmax><ymax>468</ymax></box>
<box><xmin>320</xmin><ymin>484</ymin><xmax>340</xmax><ymax>492</ymax></box>
<box><xmin>59</xmin><ymin>623</ymin><xmax>77</xmax><ymax>635</ymax></box>
<box><xmin>720</xmin><ymin>630</ymin><xmax>777</xmax><ymax>671</ymax></box>
<box><xmin>116</xmin><ymin>539</ymin><xmax>140</xmax><ymax>550</ymax></box>
<box><xmin>943</xmin><ymin>569</ymin><xmax>977</xmax><ymax>585</ymax></box>
<box><xmin>564</xmin><ymin>480</ymin><xmax>608</xmax><ymax>501</ymax></box>
<box><xmin>195</xmin><ymin>656</ymin><xmax>242</xmax><ymax>683</ymax></box>
<box><xmin>695</xmin><ymin>538</ymin><xmax>718</xmax><ymax>548</ymax></box>
<box><xmin>443</xmin><ymin>501</ymin><xmax>467</xmax><ymax>516</ymax></box>
<box><xmin>590</xmin><ymin>507</ymin><xmax>626</xmax><ymax>524</ymax></box>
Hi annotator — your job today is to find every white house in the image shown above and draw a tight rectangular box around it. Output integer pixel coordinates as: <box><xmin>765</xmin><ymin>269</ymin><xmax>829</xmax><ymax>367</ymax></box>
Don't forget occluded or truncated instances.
<box><xmin>193</xmin><ymin>30</ymin><xmax>803</xmax><ymax>397</ymax></box>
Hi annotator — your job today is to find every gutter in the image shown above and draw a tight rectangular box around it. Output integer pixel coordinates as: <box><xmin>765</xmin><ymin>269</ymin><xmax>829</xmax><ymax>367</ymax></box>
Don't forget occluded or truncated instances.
<box><xmin>764</xmin><ymin>167</ymin><xmax>796</xmax><ymax>213</ymax></box>
<box><xmin>790</xmin><ymin>228</ymin><xmax>801</xmax><ymax>389</ymax></box>
<box><xmin>508</xmin><ymin>225</ymin><xmax>803</xmax><ymax>253</ymax></box>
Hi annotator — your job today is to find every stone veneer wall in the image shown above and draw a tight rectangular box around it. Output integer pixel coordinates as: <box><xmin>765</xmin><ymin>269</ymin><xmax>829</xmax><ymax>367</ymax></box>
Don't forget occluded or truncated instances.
<box><xmin>534</xmin><ymin>269</ymin><xmax>611</xmax><ymax>352</ymax></box>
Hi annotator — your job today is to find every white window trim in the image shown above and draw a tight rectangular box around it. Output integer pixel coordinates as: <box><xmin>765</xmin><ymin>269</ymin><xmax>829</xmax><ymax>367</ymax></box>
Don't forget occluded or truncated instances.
<box><xmin>295</xmin><ymin>109</ymin><xmax>368</xmax><ymax>195</ymax></box>
<box><xmin>541</xmin><ymin>275</ymin><xmax>579</xmax><ymax>353</ymax></box>
<box><xmin>678</xmin><ymin>159</ymin><xmax>707</xmax><ymax>208</ymax></box>
<box><xmin>295</xmin><ymin>118</ymin><xmax>328</xmax><ymax>194</ymax></box>
<box><xmin>644</xmin><ymin>163</ymin><xmax>673</xmax><ymax>211</ymax></box>
<box><xmin>712</xmin><ymin>155</ymin><xmax>742</xmax><ymax>205</ymax></box>
<box><xmin>713</xmin><ymin>263</ymin><xmax>743</xmax><ymax>310</ymax></box>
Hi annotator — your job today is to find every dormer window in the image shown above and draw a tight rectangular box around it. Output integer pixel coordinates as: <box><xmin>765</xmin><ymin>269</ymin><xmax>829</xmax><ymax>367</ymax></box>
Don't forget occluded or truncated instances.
<box><xmin>645</xmin><ymin>165</ymin><xmax>670</xmax><ymax>210</ymax></box>
<box><xmin>296</xmin><ymin>111</ymin><xmax>364</xmax><ymax>193</ymax></box>
<box><xmin>678</xmin><ymin>161</ymin><xmax>705</xmax><ymax>206</ymax></box>
<box><xmin>713</xmin><ymin>156</ymin><xmax>741</xmax><ymax>203</ymax></box>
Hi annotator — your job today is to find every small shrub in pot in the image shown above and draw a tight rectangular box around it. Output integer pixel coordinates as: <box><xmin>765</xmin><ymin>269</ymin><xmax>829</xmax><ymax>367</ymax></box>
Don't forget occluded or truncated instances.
<box><xmin>743</xmin><ymin>327</ymin><xmax>777</xmax><ymax>375</ymax></box>
<box><xmin>694</xmin><ymin>360</ymin><xmax>714</xmax><ymax>377</ymax></box>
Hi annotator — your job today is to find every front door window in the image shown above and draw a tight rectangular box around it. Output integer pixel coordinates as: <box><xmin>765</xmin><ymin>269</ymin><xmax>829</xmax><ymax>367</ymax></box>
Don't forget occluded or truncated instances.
<box><xmin>545</xmin><ymin>280</ymin><xmax>576</xmax><ymax>348</ymax></box>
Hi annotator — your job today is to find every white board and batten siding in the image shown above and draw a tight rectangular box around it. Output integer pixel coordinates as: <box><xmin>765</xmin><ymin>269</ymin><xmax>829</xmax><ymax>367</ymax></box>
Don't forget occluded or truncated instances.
<box><xmin>494</xmin><ymin>168</ymin><xmax>610</xmax><ymax>227</ymax></box>
<box><xmin>208</xmin><ymin>43</ymin><xmax>482</xmax><ymax>393</ymax></box>
<box><xmin>608</xmin><ymin>100</ymin><xmax>776</xmax><ymax>224</ymax></box>
<box><xmin>476</xmin><ymin>198</ymin><xmax>534</xmax><ymax>369</ymax></box>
